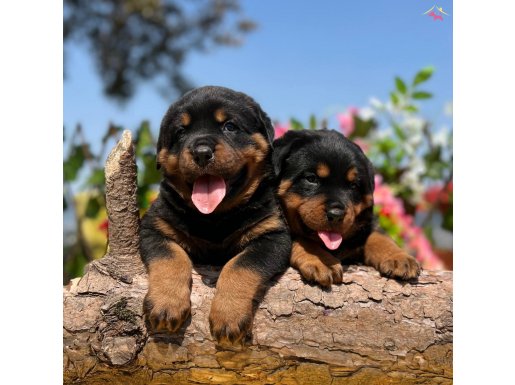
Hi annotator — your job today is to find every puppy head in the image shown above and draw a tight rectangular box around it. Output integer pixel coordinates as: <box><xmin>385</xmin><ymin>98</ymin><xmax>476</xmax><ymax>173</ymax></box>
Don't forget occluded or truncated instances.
<box><xmin>157</xmin><ymin>86</ymin><xmax>274</xmax><ymax>214</ymax></box>
<box><xmin>273</xmin><ymin>129</ymin><xmax>375</xmax><ymax>250</ymax></box>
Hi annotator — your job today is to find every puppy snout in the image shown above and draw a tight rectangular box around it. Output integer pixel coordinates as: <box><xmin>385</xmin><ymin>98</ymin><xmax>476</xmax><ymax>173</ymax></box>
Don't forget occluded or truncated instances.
<box><xmin>326</xmin><ymin>205</ymin><xmax>345</xmax><ymax>222</ymax></box>
<box><xmin>192</xmin><ymin>145</ymin><xmax>214</xmax><ymax>167</ymax></box>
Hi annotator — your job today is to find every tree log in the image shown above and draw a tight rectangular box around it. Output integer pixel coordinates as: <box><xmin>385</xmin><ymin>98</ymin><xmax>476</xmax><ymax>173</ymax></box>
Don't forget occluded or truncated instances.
<box><xmin>63</xmin><ymin>131</ymin><xmax>453</xmax><ymax>384</ymax></box>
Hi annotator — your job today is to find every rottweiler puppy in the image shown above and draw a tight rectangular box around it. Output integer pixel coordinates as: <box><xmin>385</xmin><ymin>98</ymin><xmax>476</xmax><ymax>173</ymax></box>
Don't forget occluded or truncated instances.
<box><xmin>273</xmin><ymin>129</ymin><xmax>420</xmax><ymax>288</ymax></box>
<box><xmin>140</xmin><ymin>86</ymin><xmax>291</xmax><ymax>345</ymax></box>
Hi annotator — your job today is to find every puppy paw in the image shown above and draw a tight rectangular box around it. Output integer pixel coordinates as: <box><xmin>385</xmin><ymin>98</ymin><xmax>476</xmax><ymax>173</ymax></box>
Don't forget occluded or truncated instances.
<box><xmin>144</xmin><ymin>288</ymin><xmax>191</xmax><ymax>333</ymax></box>
<box><xmin>296</xmin><ymin>258</ymin><xmax>343</xmax><ymax>288</ymax></box>
<box><xmin>209</xmin><ymin>296</ymin><xmax>253</xmax><ymax>348</ymax></box>
<box><xmin>377</xmin><ymin>252</ymin><xmax>421</xmax><ymax>280</ymax></box>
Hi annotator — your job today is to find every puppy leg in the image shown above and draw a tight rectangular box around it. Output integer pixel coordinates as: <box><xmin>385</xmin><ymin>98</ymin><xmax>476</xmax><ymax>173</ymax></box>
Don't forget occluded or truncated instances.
<box><xmin>209</xmin><ymin>231</ymin><xmax>290</xmax><ymax>347</ymax></box>
<box><xmin>291</xmin><ymin>238</ymin><xmax>343</xmax><ymax>288</ymax></box>
<box><xmin>141</xmin><ymin>227</ymin><xmax>192</xmax><ymax>333</ymax></box>
<box><xmin>363</xmin><ymin>231</ymin><xmax>421</xmax><ymax>280</ymax></box>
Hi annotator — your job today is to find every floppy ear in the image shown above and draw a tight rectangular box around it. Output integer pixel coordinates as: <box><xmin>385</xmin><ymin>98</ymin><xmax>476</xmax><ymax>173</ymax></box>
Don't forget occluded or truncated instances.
<box><xmin>156</xmin><ymin>117</ymin><xmax>170</xmax><ymax>170</ymax></box>
<box><xmin>256</xmin><ymin>107</ymin><xmax>275</xmax><ymax>145</ymax></box>
<box><xmin>365</xmin><ymin>158</ymin><xmax>375</xmax><ymax>192</ymax></box>
<box><xmin>156</xmin><ymin>132</ymin><xmax>163</xmax><ymax>170</ymax></box>
<box><xmin>272</xmin><ymin>131</ymin><xmax>305</xmax><ymax>177</ymax></box>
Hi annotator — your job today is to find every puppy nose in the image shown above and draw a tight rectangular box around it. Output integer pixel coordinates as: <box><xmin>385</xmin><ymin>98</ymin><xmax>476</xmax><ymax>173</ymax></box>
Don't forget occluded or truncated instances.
<box><xmin>326</xmin><ymin>206</ymin><xmax>345</xmax><ymax>222</ymax></box>
<box><xmin>192</xmin><ymin>145</ymin><xmax>214</xmax><ymax>167</ymax></box>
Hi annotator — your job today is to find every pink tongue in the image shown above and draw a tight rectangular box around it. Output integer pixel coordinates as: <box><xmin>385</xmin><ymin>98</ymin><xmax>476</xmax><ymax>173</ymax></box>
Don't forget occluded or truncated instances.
<box><xmin>191</xmin><ymin>175</ymin><xmax>226</xmax><ymax>214</ymax></box>
<box><xmin>317</xmin><ymin>231</ymin><xmax>343</xmax><ymax>250</ymax></box>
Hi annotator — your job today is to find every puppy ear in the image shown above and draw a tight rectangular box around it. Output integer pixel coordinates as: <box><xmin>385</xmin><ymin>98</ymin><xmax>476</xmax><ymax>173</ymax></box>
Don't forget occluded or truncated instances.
<box><xmin>272</xmin><ymin>131</ymin><xmax>305</xmax><ymax>177</ymax></box>
<box><xmin>155</xmin><ymin>130</ymin><xmax>164</xmax><ymax>170</ymax></box>
<box><xmin>256</xmin><ymin>107</ymin><xmax>275</xmax><ymax>145</ymax></box>
<box><xmin>366</xmin><ymin>158</ymin><xmax>375</xmax><ymax>192</ymax></box>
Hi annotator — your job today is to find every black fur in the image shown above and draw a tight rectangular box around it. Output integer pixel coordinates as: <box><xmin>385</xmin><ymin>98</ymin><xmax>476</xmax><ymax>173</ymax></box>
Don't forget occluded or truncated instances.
<box><xmin>140</xmin><ymin>86</ymin><xmax>291</xmax><ymax>343</ymax></box>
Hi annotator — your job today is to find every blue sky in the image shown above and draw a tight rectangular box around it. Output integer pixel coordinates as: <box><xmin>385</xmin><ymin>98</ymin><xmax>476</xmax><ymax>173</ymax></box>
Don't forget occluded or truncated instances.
<box><xmin>64</xmin><ymin>0</ymin><xmax>452</xmax><ymax>150</ymax></box>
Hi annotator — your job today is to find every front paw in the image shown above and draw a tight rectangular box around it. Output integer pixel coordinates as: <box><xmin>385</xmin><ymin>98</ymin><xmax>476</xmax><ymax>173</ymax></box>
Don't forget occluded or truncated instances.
<box><xmin>144</xmin><ymin>288</ymin><xmax>191</xmax><ymax>333</ymax></box>
<box><xmin>296</xmin><ymin>258</ymin><xmax>343</xmax><ymax>288</ymax></box>
<box><xmin>377</xmin><ymin>252</ymin><xmax>421</xmax><ymax>280</ymax></box>
<box><xmin>209</xmin><ymin>296</ymin><xmax>253</xmax><ymax>347</ymax></box>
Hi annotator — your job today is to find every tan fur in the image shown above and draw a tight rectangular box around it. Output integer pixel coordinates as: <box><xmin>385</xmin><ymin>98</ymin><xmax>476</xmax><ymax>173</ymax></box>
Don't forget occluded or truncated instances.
<box><xmin>316</xmin><ymin>163</ymin><xmax>330</xmax><ymax>178</ymax></box>
<box><xmin>158</xmin><ymin>149</ymin><xmax>179</xmax><ymax>175</ymax></box>
<box><xmin>239</xmin><ymin>215</ymin><xmax>283</xmax><ymax>247</ymax></box>
<box><xmin>291</xmin><ymin>238</ymin><xmax>343</xmax><ymax>287</ymax></box>
<box><xmin>363</xmin><ymin>231</ymin><xmax>420</xmax><ymax>279</ymax></box>
<box><xmin>214</xmin><ymin>108</ymin><xmax>227</xmax><ymax>123</ymax></box>
<box><xmin>280</xmin><ymin>192</ymin><xmax>306</xmax><ymax>236</ymax></box>
<box><xmin>146</xmin><ymin>243</ymin><xmax>193</xmax><ymax>332</ymax></box>
<box><xmin>346</xmin><ymin>166</ymin><xmax>358</xmax><ymax>182</ymax></box>
<box><xmin>209</xmin><ymin>256</ymin><xmax>262</xmax><ymax>345</ymax></box>
<box><xmin>180</xmin><ymin>112</ymin><xmax>191</xmax><ymax>126</ymax></box>
<box><xmin>278</xmin><ymin>180</ymin><xmax>292</xmax><ymax>196</ymax></box>
<box><xmin>218</xmin><ymin>134</ymin><xmax>269</xmax><ymax>211</ymax></box>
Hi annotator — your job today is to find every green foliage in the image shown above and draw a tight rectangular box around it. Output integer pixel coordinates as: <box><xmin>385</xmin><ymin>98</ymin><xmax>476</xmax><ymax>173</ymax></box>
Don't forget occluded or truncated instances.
<box><xmin>63</xmin><ymin>145</ymin><xmax>87</xmax><ymax>182</ymax></box>
<box><xmin>63</xmin><ymin>121</ymin><xmax>163</xmax><ymax>281</ymax></box>
<box><xmin>412</xmin><ymin>91</ymin><xmax>433</xmax><ymax>99</ymax></box>
<box><xmin>395</xmin><ymin>77</ymin><xmax>407</xmax><ymax>95</ymax></box>
<box><xmin>413</xmin><ymin>66</ymin><xmax>434</xmax><ymax>86</ymax></box>
<box><xmin>290</xmin><ymin>118</ymin><xmax>305</xmax><ymax>130</ymax></box>
<box><xmin>349</xmin><ymin>115</ymin><xmax>377</xmax><ymax>140</ymax></box>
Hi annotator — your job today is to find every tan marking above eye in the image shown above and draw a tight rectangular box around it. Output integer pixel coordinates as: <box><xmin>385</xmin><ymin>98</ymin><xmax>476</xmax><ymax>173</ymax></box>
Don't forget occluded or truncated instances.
<box><xmin>214</xmin><ymin>108</ymin><xmax>227</xmax><ymax>123</ymax></box>
<box><xmin>180</xmin><ymin>112</ymin><xmax>191</xmax><ymax>126</ymax></box>
<box><xmin>250</xmin><ymin>133</ymin><xmax>269</xmax><ymax>154</ymax></box>
<box><xmin>316</xmin><ymin>163</ymin><xmax>330</xmax><ymax>178</ymax></box>
<box><xmin>346</xmin><ymin>167</ymin><xmax>358</xmax><ymax>182</ymax></box>
<box><xmin>278</xmin><ymin>179</ymin><xmax>292</xmax><ymax>196</ymax></box>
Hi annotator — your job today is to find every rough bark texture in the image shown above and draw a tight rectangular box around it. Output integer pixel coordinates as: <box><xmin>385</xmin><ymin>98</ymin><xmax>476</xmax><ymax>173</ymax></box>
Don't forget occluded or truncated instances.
<box><xmin>63</xmin><ymin>131</ymin><xmax>453</xmax><ymax>384</ymax></box>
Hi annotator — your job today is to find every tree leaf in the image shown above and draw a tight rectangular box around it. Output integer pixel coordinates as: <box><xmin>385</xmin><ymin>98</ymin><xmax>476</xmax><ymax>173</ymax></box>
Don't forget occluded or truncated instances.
<box><xmin>135</xmin><ymin>121</ymin><xmax>155</xmax><ymax>157</ymax></box>
<box><xmin>395</xmin><ymin>77</ymin><xmax>407</xmax><ymax>94</ymax></box>
<box><xmin>63</xmin><ymin>145</ymin><xmax>86</xmax><ymax>182</ymax></box>
<box><xmin>390</xmin><ymin>92</ymin><xmax>399</xmax><ymax>106</ymax></box>
<box><xmin>412</xmin><ymin>91</ymin><xmax>433</xmax><ymax>99</ymax></box>
<box><xmin>351</xmin><ymin>116</ymin><xmax>377</xmax><ymax>139</ymax></box>
<box><xmin>404</xmin><ymin>105</ymin><xmax>419</xmax><ymax>113</ymax></box>
<box><xmin>413</xmin><ymin>66</ymin><xmax>434</xmax><ymax>86</ymax></box>
<box><xmin>290</xmin><ymin>118</ymin><xmax>304</xmax><ymax>130</ymax></box>
<box><xmin>309</xmin><ymin>114</ymin><xmax>317</xmax><ymax>130</ymax></box>
<box><xmin>85</xmin><ymin>196</ymin><xmax>101</xmax><ymax>218</ymax></box>
<box><xmin>140</xmin><ymin>152</ymin><xmax>162</xmax><ymax>186</ymax></box>
<box><xmin>102</xmin><ymin>124</ymin><xmax>123</xmax><ymax>144</ymax></box>
<box><xmin>392</xmin><ymin>123</ymin><xmax>406</xmax><ymax>140</ymax></box>
<box><xmin>86</xmin><ymin>168</ymin><xmax>105</xmax><ymax>187</ymax></box>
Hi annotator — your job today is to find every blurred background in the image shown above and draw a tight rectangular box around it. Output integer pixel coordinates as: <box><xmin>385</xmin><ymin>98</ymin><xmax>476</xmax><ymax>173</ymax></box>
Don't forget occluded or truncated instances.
<box><xmin>63</xmin><ymin>0</ymin><xmax>452</xmax><ymax>283</ymax></box>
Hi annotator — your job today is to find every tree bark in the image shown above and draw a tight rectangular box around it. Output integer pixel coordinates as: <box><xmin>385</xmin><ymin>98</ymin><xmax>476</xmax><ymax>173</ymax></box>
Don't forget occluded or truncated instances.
<box><xmin>63</xmin><ymin>131</ymin><xmax>453</xmax><ymax>385</ymax></box>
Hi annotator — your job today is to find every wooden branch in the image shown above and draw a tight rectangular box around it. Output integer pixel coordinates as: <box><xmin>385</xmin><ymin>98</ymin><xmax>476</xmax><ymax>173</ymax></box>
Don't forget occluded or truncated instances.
<box><xmin>63</xmin><ymin>131</ymin><xmax>453</xmax><ymax>384</ymax></box>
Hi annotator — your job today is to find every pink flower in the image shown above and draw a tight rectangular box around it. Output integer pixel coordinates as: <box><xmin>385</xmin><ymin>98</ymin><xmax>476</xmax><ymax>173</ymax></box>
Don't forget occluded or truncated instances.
<box><xmin>274</xmin><ymin>122</ymin><xmax>290</xmax><ymax>139</ymax></box>
<box><xmin>353</xmin><ymin>138</ymin><xmax>369</xmax><ymax>153</ymax></box>
<box><xmin>374</xmin><ymin>175</ymin><xmax>443</xmax><ymax>270</ymax></box>
<box><xmin>337</xmin><ymin>107</ymin><xmax>359</xmax><ymax>136</ymax></box>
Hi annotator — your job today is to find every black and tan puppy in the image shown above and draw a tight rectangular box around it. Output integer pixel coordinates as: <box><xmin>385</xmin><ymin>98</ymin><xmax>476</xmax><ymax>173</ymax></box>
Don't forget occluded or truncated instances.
<box><xmin>140</xmin><ymin>86</ymin><xmax>291</xmax><ymax>345</ymax></box>
<box><xmin>273</xmin><ymin>129</ymin><xmax>420</xmax><ymax>288</ymax></box>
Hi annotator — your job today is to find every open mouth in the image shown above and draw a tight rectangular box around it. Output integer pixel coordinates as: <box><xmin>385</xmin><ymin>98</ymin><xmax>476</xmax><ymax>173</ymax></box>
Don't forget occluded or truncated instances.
<box><xmin>298</xmin><ymin>219</ymin><xmax>343</xmax><ymax>251</ymax></box>
<box><xmin>190</xmin><ymin>166</ymin><xmax>248</xmax><ymax>214</ymax></box>
<box><xmin>191</xmin><ymin>175</ymin><xmax>227</xmax><ymax>214</ymax></box>
<box><xmin>317</xmin><ymin>231</ymin><xmax>343</xmax><ymax>250</ymax></box>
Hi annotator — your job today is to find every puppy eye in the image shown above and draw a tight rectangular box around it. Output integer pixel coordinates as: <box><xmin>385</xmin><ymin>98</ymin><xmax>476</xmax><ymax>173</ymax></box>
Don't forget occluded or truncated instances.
<box><xmin>223</xmin><ymin>122</ymin><xmax>237</xmax><ymax>132</ymax></box>
<box><xmin>304</xmin><ymin>174</ymin><xmax>318</xmax><ymax>185</ymax></box>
